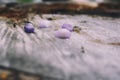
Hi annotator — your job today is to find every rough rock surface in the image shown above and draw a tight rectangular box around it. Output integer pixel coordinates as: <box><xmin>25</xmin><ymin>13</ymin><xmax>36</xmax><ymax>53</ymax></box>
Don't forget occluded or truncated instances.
<box><xmin>0</xmin><ymin>14</ymin><xmax>120</xmax><ymax>80</ymax></box>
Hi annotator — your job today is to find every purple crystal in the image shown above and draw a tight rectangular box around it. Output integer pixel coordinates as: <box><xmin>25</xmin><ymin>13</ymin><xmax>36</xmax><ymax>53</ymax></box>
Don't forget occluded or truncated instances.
<box><xmin>62</xmin><ymin>24</ymin><xmax>73</xmax><ymax>32</ymax></box>
<box><xmin>24</xmin><ymin>23</ymin><xmax>34</xmax><ymax>33</ymax></box>
<box><xmin>54</xmin><ymin>29</ymin><xmax>71</xmax><ymax>39</ymax></box>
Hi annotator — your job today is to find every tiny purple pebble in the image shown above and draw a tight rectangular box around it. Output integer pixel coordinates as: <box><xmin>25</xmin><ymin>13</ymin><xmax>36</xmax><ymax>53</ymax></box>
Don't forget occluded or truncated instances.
<box><xmin>62</xmin><ymin>24</ymin><xmax>73</xmax><ymax>32</ymax></box>
<box><xmin>39</xmin><ymin>20</ymin><xmax>50</xmax><ymax>28</ymax></box>
<box><xmin>24</xmin><ymin>23</ymin><xmax>34</xmax><ymax>33</ymax></box>
<box><xmin>54</xmin><ymin>29</ymin><xmax>71</xmax><ymax>39</ymax></box>
<box><xmin>39</xmin><ymin>23</ymin><xmax>48</xmax><ymax>28</ymax></box>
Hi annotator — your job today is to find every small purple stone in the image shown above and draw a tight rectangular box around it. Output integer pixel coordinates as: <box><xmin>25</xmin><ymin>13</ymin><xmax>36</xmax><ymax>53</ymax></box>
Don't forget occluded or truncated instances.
<box><xmin>54</xmin><ymin>29</ymin><xmax>71</xmax><ymax>39</ymax></box>
<box><xmin>39</xmin><ymin>20</ymin><xmax>50</xmax><ymax>28</ymax></box>
<box><xmin>39</xmin><ymin>23</ymin><xmax>48</xmax><ymax>28</ymax></box>
<box><xmin>24</xmin><ymin>23</ymin><xmax>34</xmax><ymax>33</ymax></box>
<box><xmin>62</xmin><ymin>24</ymin><xmax>73</xmax><ymax>32</ymax></box>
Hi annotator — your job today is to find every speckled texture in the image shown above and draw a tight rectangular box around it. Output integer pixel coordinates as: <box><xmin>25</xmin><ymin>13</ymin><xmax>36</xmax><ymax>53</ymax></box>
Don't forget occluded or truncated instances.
<box><xmin>0</xmin><ymin>14</ymin><xmax>120</xmax><ymax>80</ymax></box>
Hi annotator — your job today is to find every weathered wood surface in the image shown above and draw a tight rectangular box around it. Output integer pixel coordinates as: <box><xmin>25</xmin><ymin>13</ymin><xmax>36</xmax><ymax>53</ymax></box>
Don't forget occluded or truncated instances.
<box><xmin>0</xmin><ymin>2</ymin><xmax>120</xmax><ymax>80</ymax></box>
<box><xmin>0</xmin><ymin>14</ymin><xmax>120</xmax><ymax>80</ymax></box>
